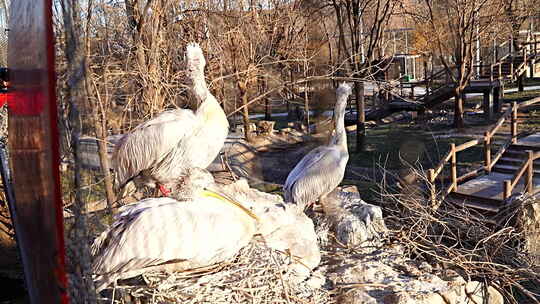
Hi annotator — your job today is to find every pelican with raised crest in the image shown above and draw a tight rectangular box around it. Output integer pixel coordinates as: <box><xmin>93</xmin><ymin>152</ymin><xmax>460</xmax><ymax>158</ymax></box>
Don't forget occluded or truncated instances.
<box><xmin>283</xmin><ymin>82</ymin><xmax>352</xmax><ymax>211</ymax></box>
<box><xmin>113</xmin><ymin>43</ymin><xmax>229</xmax><ymax>196</ymax></box>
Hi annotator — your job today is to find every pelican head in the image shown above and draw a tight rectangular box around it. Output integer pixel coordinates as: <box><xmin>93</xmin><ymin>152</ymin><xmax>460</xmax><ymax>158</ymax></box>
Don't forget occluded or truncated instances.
<box><xmin>336</xmin><ymin>82</ymin><xmax>352</xmax><ymax>104</ymax></box>
<box><xmin>334</xmin><ymin>82</ymin><xmax>352</xmax><ymax>116</ymax></box>
<box><xmin>171</xmin><ymin>167</ymin><xmax>215</xmax><ymax>200</ymax></box>
<box><xmin>186</xmin><ymin>42</ymin><xmax>206</xmax><ymax>82</ymax></box>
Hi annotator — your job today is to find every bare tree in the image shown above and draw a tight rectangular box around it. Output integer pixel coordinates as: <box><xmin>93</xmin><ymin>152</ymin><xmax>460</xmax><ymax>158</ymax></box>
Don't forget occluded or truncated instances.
<box><xmin>330</xmin><ymin>0</ymin><xmax>398</xmax><ymax>150</ymax></box>
<box><xmin>409</xmin><ymin>0</ymin><xmax>503</xmax><ymax>129</ymax></box>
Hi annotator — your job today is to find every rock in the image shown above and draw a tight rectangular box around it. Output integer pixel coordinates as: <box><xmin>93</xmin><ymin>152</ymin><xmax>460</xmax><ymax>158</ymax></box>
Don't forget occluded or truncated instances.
<box><xmin>322</xmin><ymin>188</ymin><xmax>387</xmax><ymax>247</ymax></box>
<box><xmin>338</xmin><ymin>288</ymin><xmax>378</xmax><ymax>304</ymax></box>
<box><xmin>383</xmin><ymin>292</ymin><xmax>415</xmax><ymax>304</ymax></box>
<box><xmin>221</xmin><ymin>179</ymin><xmax>321</xmax><ymax>281</ymax></box>
<box><xmin>462</xmin><ymin>281</ymin><xmax>503</xmax><ymax>304</ymax></box>
<box><xmin>517</xmin><ymin>195</ymin><xmax>540</xmax><ymax>265</ymax></box>
<box><xmin>305</xmin><ymin>270</ymin><xmax>326</xmax><ymax>289</ymax></box>
<box><xmin>257</xmin><ymin>120</ymin><xmax>275</xmax><ymax>135</ymax></box>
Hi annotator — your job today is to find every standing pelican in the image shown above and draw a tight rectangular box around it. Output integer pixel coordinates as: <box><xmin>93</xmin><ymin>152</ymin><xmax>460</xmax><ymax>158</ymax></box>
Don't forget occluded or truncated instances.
<box><xmin>113</xmin><ymin>43</ymin><xmax>229</xmax><ymax>196</ymax></box>
<box><xmin>283</xmin><ymin>83</ymin><xmax>352</xmax><ymax>211</ymax></box>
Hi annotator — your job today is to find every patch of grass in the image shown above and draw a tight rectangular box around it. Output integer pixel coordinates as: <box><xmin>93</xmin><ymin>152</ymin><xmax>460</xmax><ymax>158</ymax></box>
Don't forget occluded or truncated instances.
<box><xmin>347</xmin><ymin>123</ymin><xmax>485</xmax><ymax>172</ymax></box>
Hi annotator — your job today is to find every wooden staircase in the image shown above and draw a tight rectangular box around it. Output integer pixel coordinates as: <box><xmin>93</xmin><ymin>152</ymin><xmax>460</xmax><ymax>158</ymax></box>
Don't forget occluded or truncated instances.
<box><xmin>427</xmin><ymin>98</ymin><xmax>540</xmax><ymax>216</ymax></box>
<box><xmin>418</xmin><ymin>35</ymin><xmax>540</xmax><ymax>109</ymax></box>
<box><xmin>492</xmin><ymin>143</ymin><xmax>540</xmax><ymax>175</ymax></box>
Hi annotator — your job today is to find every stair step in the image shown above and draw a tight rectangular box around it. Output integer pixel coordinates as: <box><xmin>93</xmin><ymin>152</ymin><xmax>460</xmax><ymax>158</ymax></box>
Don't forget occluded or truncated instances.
<box><xmin>498</xmin><ymin>157</ymin><xmax>540</xmax><ymax>167</ymax></box>
<box><xmin>507</xmin><ymin>144</ymin><xmax>540</xmax><ymax>151</ymax></box>
<box><xmin>504</xmin><ymin>149</ymin><xmax>540</xmax><ymax>159</ymax></box>
<box><xmin>446</xmin><ymin>198</ymin><xmax>501</xmax><ymax>214</ymax></box>
<box><xmin>448</xmin><ymin>192</ymin><xmax>504</xmax><ymax>210</ymax></box>
<box><xmin>492</xmin><ymin>164</ymin><xmax>540</xmax><ymax>175</ymax></box>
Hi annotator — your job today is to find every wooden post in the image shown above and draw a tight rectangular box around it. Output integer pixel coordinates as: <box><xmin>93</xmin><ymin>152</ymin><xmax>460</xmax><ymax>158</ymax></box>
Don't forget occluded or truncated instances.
<box><xmin>356</xmin><ymin>82</ymin><xmax>365</xmax><ymax>152</ymax></box>
<box><xmin>484</xmin><ymin>131</ymin><xmax>491</xmax><ymax>172</ymax></box>
<box><xmin>8</xmin><ymin>0</ymin><xmax>68</xmax><ymax>302</ymax></box>
<box><xmin>504</xmin><ymin>180</ymin><xmax>512</xmax><ymax>200</ymax></box>
<box><xmin>427</xmin><ymin>169</ymin><xmax>436</xmax><ymax>203</ymax></box>
<box><xmin>526</xmin><ymin>150</ymin><xmax>534</xmax><ymax>194</ymax></box>
<box><xmin>493</xmin><ymin>86</ymin><xmax>501</xmax><ymax>113</ymax></box>
<box><xmin>511</xmin><ymin>102</ymin><xmax>518</xmax><ymax>143</ymax></box>
<box><xmin>518</xmin><ymin>74</ymin><xmax>524</xmax><ymax>92</ymax></box>
<box><xmin>483</xmin><ymin>89</ymin><xmax>493</xmax><ymax>121</ymax></box>
<box><xmin>510</xmin><ymin>37</ymin><xmax>514</xmax><ymax>78</ymax></box>
<box><xmin>450</xmin><ymin>143</ymin><xmax>457</xmax><ymax>192</ymax></box>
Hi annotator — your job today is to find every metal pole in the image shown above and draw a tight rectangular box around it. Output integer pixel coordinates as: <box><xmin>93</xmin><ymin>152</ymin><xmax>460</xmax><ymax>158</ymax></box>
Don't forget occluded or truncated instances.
<box><xmin>476</xmin><ymin>21</ymin><xmax>480</xmax><ymax>78</ymax></box>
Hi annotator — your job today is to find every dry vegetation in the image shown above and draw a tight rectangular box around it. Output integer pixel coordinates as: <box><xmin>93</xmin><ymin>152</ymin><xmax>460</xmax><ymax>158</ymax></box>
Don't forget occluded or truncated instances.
<box><xmin>379</xmin><ymin>166</ymin><xmax>540</xmax><ymax>304</ymax></box>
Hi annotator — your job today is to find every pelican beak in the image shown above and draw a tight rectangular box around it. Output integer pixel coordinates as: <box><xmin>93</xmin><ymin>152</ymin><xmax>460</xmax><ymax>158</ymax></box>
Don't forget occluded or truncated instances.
<box><xmin>201</xmin><ymin>187</ymin><xmax>260</xmax><ymax>222</ymax></box>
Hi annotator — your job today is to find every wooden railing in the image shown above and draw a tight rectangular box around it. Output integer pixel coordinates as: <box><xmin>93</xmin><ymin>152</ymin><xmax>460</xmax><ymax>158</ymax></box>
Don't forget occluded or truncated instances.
<box><xmin>503</xmin><ymin>150</ymin><xmax>540</xmax><ymax>199</ymax></box>
<box><xmin>427</xmin><ymin>139</ymin><xmax>480</xmax><ymax>202</ymax></box>
<box><xmin>478</xmin><ymin>34</ymin><xmax>540</xmax><ymax>82</ymax></box>
<box><xmin>426</xmin><ymin>97</ymin><xmax>540</xmax><ymax>202</ymax></box>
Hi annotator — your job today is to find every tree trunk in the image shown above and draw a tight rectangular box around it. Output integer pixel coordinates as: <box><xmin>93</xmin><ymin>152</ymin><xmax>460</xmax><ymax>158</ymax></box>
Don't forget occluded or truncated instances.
<box><xmin>61</xmin><ymin>0</ymin><xmax>98</xmax><ymax>301</ymax></box>
<box><xmin>355</xmin><ymin>82</ymin><xmax>365</xmax><ymax>152</ymax></box>
<box><xmin>453</xmin><ymin>90</ymin><xmax>465</xmax><ymax>129</ymax></box>
<box><xmin>239</xmin><ymin>86</ymin><xmax>252</xmax><ymax>142</ymax></box>
<box><xmin>95</xmin><ymin>121</ymin><xmax>115</xmax><ymax>210</ymax></box>
<box><xmin>265</xmin><ymin>98</ymin><xmax>271</xmax><ymax>121</ymax></box>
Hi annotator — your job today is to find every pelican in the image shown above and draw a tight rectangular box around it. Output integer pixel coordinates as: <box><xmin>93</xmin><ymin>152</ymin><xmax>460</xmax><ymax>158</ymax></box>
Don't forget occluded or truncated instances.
<box><xmin>113</xmin><ymin>43</ymin><xmax>229</xmax><ymax>196</ymax></box>
<box><xmin>283</xmin><ymin>83</ymin><xmax>351</xmax><ymax>211</ymax></box>
<box><xmin>91</xmin><ymin>168</ymin><xmax>259</xmax><ymax>292</ymax></box>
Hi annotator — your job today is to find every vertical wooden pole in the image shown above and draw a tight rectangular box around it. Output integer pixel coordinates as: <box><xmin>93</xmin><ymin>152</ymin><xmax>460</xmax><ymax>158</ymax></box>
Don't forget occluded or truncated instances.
<box><xmin>484</xmin><ymin>131</ymin><xmax>491</xmax><ymax>172</ymax></box>
<box><xmin>526</xmin><ymin>150</ymin><xmax>534</xmax><ymax>194</ymax></box>
<box><xmin>511</xmin><ymin>102</ymin><xmax>518</xmax><ymax>143</ymax></box>
<box><xmin>356</xmin><ymin>81</ymin><xmax>365</xmax><ymax>152</ymax></box>
<box><xmin>427</xmin><ymin>169</ymin><xmax>436</xmax><ymax>205</ymax></box>
<box><xmin>504</xmin><ymin>180</ymin><xmax>512</xmax><ymax>200</ymax></box>
<box><xmin>450</xmin><ymin>143</ymin><xmax>457</xmax><ymax>192</ymax></box>
<box><xmin>8</xmin><ymin>1</ymin><xmax>68</xmax><ymax>303</ymax></box>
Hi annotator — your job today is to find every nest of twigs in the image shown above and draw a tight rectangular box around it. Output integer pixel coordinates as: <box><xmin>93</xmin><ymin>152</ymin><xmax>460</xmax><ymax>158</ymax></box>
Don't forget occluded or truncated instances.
<box><xmin>97</xmin><ymin>236</ymin><xmax>333</xmax><ymax>304</ymax></box>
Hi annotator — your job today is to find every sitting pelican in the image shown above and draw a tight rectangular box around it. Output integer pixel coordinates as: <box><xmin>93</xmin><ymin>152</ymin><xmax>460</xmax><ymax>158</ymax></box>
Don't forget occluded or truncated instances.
<box><xmin>283</xmin><ymin>83</ymin><xmax>351</xmax><ymax>211</ymax></box>
<box><xmin>91</xmin><ymin>168</ymin><xmax>259</xmax><ymax>292</ymax></box>
<box><xmin>113</xmin><ymin>43</ymin><xmax>229</xmax><ymax>196</ymax></box>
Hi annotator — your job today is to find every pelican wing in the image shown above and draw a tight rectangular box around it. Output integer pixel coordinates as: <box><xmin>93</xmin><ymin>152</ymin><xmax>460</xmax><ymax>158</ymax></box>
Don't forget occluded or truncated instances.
<box><xmin>284</xmin><ymin>146</ymin><xmax>347</xmax><ymax>207</ymax></box>
<box><xmin>113</xmin><ymin>109</ymin><xmax>197</xmax><ymax>186</ymax></box>
<box><xmin>92</xmin><ymin>196</ymin><xmax>257</xmax><ymax>291</ymax></box>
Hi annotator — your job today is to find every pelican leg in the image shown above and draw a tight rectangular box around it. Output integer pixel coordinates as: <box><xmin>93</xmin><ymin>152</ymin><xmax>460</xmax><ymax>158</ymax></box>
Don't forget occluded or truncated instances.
<box><xmin>316</xmin><ymin>194</ymin><xmax>328</xmax><ymax>213</ymax></box>
<box><xmin>158</xmin><ymin>184</ymin><xmax>171</xmax><ymax>197</ymax></box>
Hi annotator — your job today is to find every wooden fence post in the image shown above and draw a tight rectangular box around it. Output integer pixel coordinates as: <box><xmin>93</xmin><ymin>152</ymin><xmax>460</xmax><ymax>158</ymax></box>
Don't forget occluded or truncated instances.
<box><xmin>450</xmin><ymin>143</ymin><xmax>457</xmax><ymax>192</ymax></box>
<box><xmin>484</xmin><ymin>131</ymin><xmax>491</xmax><ymax>172</ymax></box>
<box><xmin>504</xmin><ymin>180</ymin><xmax>512</xmax><ymax>200</ymax></box>
<box><xmin>511</xmin><ymin>102</ymin><xmax>518</xmax><ymax>144</ymax></box>
<box><xmin>526</xmin><ymin>150</ymin><xmax>534</xmax><ymax>194</ymax></box>
<box><xmin>427</xmin><ymin>169</ymin><xmax>436</xmax><ymax>204</ymax></box>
